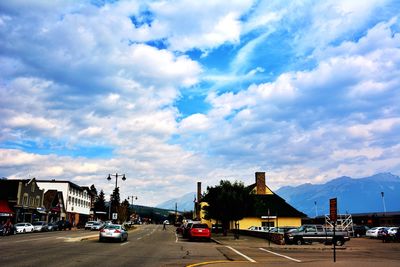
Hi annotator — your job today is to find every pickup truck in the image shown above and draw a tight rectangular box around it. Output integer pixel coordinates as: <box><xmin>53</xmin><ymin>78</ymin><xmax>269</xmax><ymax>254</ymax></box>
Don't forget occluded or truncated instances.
<box><xmin>285</xmin><ymin>224</ymin><xmax>350</xmax><ymax>246</ymax></box>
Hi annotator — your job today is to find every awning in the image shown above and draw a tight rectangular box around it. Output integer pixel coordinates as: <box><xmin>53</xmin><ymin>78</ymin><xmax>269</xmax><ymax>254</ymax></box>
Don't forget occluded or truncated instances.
<box><xmin>0</xmin><ymin>200</ymin><xmax>15</xmax><ymax>216</ymax></box>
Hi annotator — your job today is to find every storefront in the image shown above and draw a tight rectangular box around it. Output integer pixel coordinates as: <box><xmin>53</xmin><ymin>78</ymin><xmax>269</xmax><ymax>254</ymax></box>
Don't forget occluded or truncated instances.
<box><xmin>0</xmin><ymin>200</ymin><xmax>15</xmax><ymax>224</ymax></box>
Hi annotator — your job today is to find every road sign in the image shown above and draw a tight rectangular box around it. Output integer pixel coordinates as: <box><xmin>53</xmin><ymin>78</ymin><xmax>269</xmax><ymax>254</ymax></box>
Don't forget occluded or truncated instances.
<box><xmin>112</xmin><ymin>213</ymin><xmax>118</xmax><ymax>220</ymax></box>
<box><xmin>330</xmin><ymin>198</ymin><xmax>337</xmax><ymax>222</ymax></box>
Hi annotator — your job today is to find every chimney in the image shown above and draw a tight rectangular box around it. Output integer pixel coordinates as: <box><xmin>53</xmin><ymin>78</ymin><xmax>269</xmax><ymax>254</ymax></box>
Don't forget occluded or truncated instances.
<box><xmin>197</xmin><ymin>182</ymin><xmax>202</xmax><ymax>202</ymax></box>
<box><xmin>255</xmin><ymin>172</ymin><xmax>266</xmax><ymax>195</ymax></box>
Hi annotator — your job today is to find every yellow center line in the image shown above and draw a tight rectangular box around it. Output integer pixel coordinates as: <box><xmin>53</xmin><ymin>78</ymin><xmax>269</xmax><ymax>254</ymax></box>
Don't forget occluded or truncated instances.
<box><xmin>186</xmin><ymin>260</ymin><xmax>249</xmax><ymax>267</ymax></box>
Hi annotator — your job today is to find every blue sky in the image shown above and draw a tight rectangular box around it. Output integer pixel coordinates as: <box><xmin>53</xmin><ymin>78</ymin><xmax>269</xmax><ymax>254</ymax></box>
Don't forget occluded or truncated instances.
<box><xmin>1</xmin><ymin>0</ymin><xmax>400</xmax><ymax>206</ymax></box>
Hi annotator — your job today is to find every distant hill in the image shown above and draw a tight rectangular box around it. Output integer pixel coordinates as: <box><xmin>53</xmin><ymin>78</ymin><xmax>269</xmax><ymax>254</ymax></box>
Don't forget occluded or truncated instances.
<box><xmin>156</xmin><ymin>192</ymin><xmax>195</xmax><ymax>211</ymax></box>
<box><xmin>276</xmin><ymin>173</ymin><xmax>400</xmax><ymax>217</ymax></box>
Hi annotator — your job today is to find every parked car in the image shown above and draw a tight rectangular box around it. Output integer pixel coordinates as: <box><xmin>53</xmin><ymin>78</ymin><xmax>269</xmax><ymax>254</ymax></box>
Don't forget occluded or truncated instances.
<box><xmin>189</xmin><ymin>223</ymin><xmax>211</xmax><ymax>241</ymax></box>
<box><xmin>377</xmin><ymin>227</ymin><xmax>390</xmax><ymax>239</ymax></box>
<box><xmin>211</xmin><ymin>224</ymin><xmax>223</xmax><ymax>233</ymax></box>
<box><xmin>248</xmin><ymin>226</ymin><xmax>265</xmax><ymax>231</ymax></box>
<box><xmin>285</xmin><ymin>224</ymin><xmax>350</xmax><ymax>246</ymax></box>
<box><xmin>91</xmin><ymin>221</ymin><xmax>105</xmax><ymax>231</ymax></box>
<box><xmin>99</xmin><ymin>224</ymin><xmax>128</xmax><ymax>242</ymax></box>
<box><xmin>57</xmin><ymin>220</ymin><xmax>72</xmax><ymax>230</ymax></box>
<box><xmin>366</xmin><ymin>227</ymin><xmax>387</xmax><ymax>238</ymax></box>
<box><xmin>352</xmin><ymin>225</ymin><xmax>370</xmax><ymax>237</ymax></box>
<box><xmin>85</xmin><ymin>221</ymin><xmax>96</xmax><ymax>230</ymax></box>
<box><xmin>15</xmin><ymin>223</ymin><xmax>34</xmax><ymax>233</ymax></box>
<box><xmin>32</xmin><ymin>221</ymin><xmax>48</xmax><ymax>232</ymax></box>
<box><xmin>46</xmin><ymin>222</ymin><xmax>59</xmax><ymax>231</ymax></box>
<box><xmin>387</xmin><ymin>227</ymin><xmax>399</xmax><ymax>235</ymax></box>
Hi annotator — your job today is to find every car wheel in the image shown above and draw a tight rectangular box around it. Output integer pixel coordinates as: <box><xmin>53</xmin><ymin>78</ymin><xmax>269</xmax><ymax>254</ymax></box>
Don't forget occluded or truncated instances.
<box><xmin>23</xmin><ymin>229</ymin><xmax>26</xmax><ymax>233</ymax></box>
<box><xmin>99</xmin><ymin>237</ymin><xmax>103</xmax><ymax>242</ymax></box>
<box><xmin>335</xmin><ymin>239</ymin><xmax>344</xmax><ymax>246</ymax></box>
<box><xmin>295</xmin><ymin>238</ymin><xmax>303</xmax><ymax>245</ymax></box>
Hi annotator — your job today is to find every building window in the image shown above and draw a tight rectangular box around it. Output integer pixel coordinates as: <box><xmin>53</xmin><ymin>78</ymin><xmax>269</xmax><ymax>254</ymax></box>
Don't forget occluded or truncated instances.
<box><xmin>23</xmin><ymin>194</ymin><xmax>29</xmax><ymax>206</ymax></box>
<box><xmin>68</xmin><ymin>196</ymin><xmax>71</xmax><ymax>203</ymax></box>
<box><xmin>31</xmin><ymin>182</ymin><xmax>35</xmax><ymax>193</ymax></box>
<box><xmin>36</xmin><ymin>196</ymin><xmax>40</xmax><ymax>206</ymax></box>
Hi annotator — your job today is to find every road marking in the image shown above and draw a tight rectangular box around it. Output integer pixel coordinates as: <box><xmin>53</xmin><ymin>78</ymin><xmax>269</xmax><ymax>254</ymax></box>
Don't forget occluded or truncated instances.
<box><xmin>186</xmin><ymin>260</ymin><xmax>248</xmax><ymax>267</ymax></box>
<box><xmin>121</xmin><ymin>241</ymin><xmax>130</xmax><ymax>246</ymax></box>
<box><xmin>226</xmin><ymin>246</ymin><xmax>256</xmax><ymax>263</ymax></box>
<box><xmin>137</xmin><ymin>237</ymin><xmax>143</xmax><ymax>240</ymax></box>
<box><xmin>15</xmin><ymin>236</ymin><xmax>58</xmax><ymax>243</ymax></box>
<box><xmin>259</xmin><ymin>248</ymin><xmax>302</xmax><ymax>263</ymax></box>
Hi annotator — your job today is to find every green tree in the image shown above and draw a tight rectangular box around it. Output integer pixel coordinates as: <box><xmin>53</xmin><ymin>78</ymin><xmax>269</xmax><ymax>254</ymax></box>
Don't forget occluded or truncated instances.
<box><xmin>202</xmin><ymin>180</ymin><xmax>252</xmax><ymax>235</ymax></box>
<box><xmin>94</xmin><ymin>190</ymin><xmax>106</xmax><ymax>220</ymax></box>
<box><xmin>111</xmin><ymin>187</ymin><xmax>121</xmax><ymax>214</ymax></box>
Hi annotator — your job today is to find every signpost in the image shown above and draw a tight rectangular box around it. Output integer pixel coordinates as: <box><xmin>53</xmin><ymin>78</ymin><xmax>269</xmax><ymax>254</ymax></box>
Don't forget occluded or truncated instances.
<box><xmin>330</xmin><ymin>198</ymin><xmax>337</xmax><ymax>262</ymax></box>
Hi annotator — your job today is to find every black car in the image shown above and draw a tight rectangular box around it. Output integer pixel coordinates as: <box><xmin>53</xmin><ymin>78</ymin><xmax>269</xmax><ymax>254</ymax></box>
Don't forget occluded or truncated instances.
<box><xmin>57</xmin><ymin>220</ymin><xmax>72</xmax><ymax>230</ymax></box>
<box><xmin>353</xmin><ymin>225</ymin><xmax>370</xmax><ymax>237</ymax></box>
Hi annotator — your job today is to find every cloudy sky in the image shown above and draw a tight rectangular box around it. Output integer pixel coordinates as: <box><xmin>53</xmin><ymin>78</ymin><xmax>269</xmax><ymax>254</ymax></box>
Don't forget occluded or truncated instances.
<box><xmin>1</xmin><ymin>0</ymin><xmax>399</xmax><ymax>207</ymax></box>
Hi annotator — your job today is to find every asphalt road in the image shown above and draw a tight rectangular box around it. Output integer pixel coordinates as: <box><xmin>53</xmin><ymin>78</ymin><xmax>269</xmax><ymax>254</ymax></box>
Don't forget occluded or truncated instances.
<box><xmin>1</xmin><ymin>225</ymin><xmax>400</xmax><ymax>267</ymax></box>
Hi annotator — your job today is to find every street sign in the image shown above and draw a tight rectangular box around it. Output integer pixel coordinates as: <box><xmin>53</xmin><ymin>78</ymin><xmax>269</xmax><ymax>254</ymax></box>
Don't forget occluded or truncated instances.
<box><xmin>112</xmin><ymin>213</ymin><xmax>118</xmax><ymax>220</ymax></box>
<box><xmin>329</xmin><ymin>198</ymin><xmax>337</xmax><ymax>222</ymax></box>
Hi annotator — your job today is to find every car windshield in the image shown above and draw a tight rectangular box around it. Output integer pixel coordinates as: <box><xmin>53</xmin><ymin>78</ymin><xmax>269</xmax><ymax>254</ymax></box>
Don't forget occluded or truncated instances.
<box><xmin>32</xmin><ymin>222</ymin><xmax>44</xmax><ymax>225</ymax></box>
<box><xmin>15</xmin><ymin>223</ymin><xmax>25</xmax><ymax>226</ymax></box>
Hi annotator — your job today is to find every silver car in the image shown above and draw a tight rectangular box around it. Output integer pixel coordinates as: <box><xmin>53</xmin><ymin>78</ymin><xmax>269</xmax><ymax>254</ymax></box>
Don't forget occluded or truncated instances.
<box><xmin>91</xmin><ymin>221</ymin><xmax>105</xmax><ymax>231</ymax></box>
<box><xmin>99</xmin><ymin>224</ymin><xmax>128</xmax><ymax>242</ymax></box>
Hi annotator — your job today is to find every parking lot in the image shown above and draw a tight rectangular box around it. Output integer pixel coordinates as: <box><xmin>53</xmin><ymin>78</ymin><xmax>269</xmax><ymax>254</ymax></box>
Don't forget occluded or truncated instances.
<box><xmin>206</xmin><ymin>233</ymin><xmax>400</xmax><ymax>266</ymax></box>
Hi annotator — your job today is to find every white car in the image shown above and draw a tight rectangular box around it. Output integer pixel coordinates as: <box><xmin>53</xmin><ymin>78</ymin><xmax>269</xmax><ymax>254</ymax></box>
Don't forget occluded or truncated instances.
<box><xmin>248</xmin><ymin>226</ymin><xmax>265</xmax><ymax>231</ymax></box>
<box><xmin>388</xmin><ymin>227</ymin><xmax>399</xmax><ymax>235</ymax></box>
<box><xmin>85</xmin><ymin>221</ymin><xmax>96</xmax><ymax>230</ymax></box>
<box><xmin>15</xmin><ymin>223</ymin><xmax>34</xmax><ymax>233</ymax></box>
<box><xmin>91</xmin><ymin>221</ymin><xmax>105</xmax><ymax>231</ymax></box>
<box><xmin>366</xmin><ymin>227</ymin><xmax>386</xmax><ymax>238</ymax></box>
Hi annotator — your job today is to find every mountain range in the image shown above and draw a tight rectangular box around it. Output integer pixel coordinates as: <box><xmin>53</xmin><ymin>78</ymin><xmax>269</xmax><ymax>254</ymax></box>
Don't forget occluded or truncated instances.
<box><xmin>156</xmin><ymin>192</ymin><xmax>196</xmax><ymax>212</ymax></box>
<box><xmin>156</xmin><ymin>173</ymin><xmax>400</xmax><ymax>217</ymax></box>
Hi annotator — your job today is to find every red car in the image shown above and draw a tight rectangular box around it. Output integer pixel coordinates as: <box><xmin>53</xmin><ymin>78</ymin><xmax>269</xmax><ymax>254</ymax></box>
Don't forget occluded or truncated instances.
<box><xmin>189</xmin><ymin>223</ymin><xmax>211</xmax><ymax>241</ymax></box>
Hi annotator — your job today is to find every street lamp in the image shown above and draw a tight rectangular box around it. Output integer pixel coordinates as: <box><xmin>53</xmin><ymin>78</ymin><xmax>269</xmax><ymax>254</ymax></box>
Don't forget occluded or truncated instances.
<box><xmin>107</xmin><ymin>173</ymin><xmax>126</xmax><ymax>189</ymax></box>
<box><xmin>107</xmin><ymin>173</ymin><xmax>126</xmax><ymax>220</ymax></box>
<box><xmin>128</xmin><ymin>195</ymin><xmax>138</xmax><ymax>206</ymax></box>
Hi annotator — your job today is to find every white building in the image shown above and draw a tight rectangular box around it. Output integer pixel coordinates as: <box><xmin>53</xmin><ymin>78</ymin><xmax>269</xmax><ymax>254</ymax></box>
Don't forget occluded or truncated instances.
<box><xmin>37</xmin><ymin>180</ymin><xmax>91</xmax><ymax>226</ymax></box>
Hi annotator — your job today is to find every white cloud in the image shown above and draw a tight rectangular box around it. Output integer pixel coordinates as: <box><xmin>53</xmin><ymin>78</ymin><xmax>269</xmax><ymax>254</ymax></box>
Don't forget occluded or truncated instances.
<box><xmin>179</xmin><ymin>113</ymin><xmax>210</xmax><ymax>133</ymax></box>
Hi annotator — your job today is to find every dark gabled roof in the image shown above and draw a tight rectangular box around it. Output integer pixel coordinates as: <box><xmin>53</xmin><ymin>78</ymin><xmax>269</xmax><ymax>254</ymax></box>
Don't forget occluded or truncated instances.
<box><xmin>246</xmin><ymin>183</ymin><xmax>307</xmax><ymax>218</ymax></box>
<box><xmin>249</xmin><ymin>194</ymin><xmax>307</xmax><ymax>218</ymax></box>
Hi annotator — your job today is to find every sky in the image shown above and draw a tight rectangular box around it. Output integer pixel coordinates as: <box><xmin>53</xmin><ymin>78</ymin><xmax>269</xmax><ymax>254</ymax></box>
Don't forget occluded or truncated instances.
<box><xmin>1</xmin><ymin>0</ymin><xmax>400</xmax><ymax>207</ymax></box>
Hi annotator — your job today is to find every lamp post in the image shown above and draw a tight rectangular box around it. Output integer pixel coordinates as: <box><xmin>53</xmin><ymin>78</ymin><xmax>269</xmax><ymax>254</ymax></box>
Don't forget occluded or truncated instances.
<box><xmin>381</xmin><ymin>192</ymin><xmax>386</xmax><ymax>214</ymax></box>
<box><xmin>128</xmin><ymin>195</ymin><xmax>138</xmax><ymax>206</ymax></box>
<box><xmin>107</xmin><ymin>173</ymin><xmax>126</xmax><ymax>220</ymax></box>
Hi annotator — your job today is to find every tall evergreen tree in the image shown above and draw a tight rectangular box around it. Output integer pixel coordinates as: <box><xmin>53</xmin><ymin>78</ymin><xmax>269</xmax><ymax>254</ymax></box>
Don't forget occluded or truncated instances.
<box><xmin>111</xmin><ymin>187</ymin><xmax>121</xmax><ymax>214</ymax></box>
<box><xmin>95</xmin><ymin>190</ymin><xmax>106</xmax><ymax>214</ymax></box>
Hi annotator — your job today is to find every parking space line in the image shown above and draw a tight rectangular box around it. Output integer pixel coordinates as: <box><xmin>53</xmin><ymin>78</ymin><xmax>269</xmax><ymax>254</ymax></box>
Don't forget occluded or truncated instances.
<box><xmin>259</xmin><ymin>248</ymin><xmax>302</xmax><ymax>263</ymax></box>
<box><xmin>121</xmin><ymin>241</ymin><xmax>130</xmax><ymax>246</ymax></box>
<box><xmin>226</xmin><ymin>246</ymin><xmax>256</xmax><ymax>263</ymax></box>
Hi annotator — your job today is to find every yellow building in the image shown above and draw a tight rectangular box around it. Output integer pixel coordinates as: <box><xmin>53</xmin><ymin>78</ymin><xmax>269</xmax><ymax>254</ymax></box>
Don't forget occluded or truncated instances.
<box><xmin>199</xmin><ymin>172</ymin><xmax>306</xmax><ymax>230</ymax></box>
